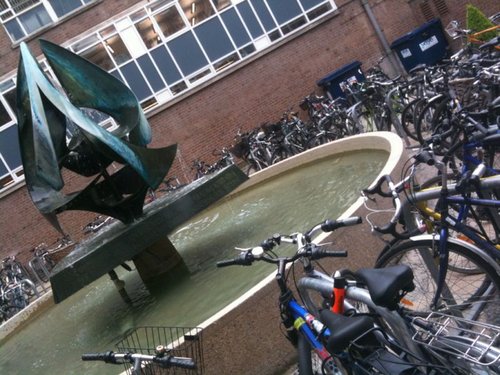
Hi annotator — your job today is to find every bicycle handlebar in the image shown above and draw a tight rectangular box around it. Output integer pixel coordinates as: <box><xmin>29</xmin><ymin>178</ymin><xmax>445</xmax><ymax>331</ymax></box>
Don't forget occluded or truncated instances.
<box><xmin>82</xmin><ymin>351</ymin><xmax>196</xmax><ymax>369</ymax></box>
<box><xmin>372</xmin><ymin>221</ymin><xmax>426</xmax><ymax>240</ymax></box>
<box><xmin>362</xmin><ymin>172</ymin><xmax>426</xmax><ymax>239</ymax></box>
<box><xmin>216</xmin><ymin>218</ymin><xmax>360</xmax><ymax>268</ymax></box>
<box><xmin>362</xmin><ymin>174</ymin><xmax>402</xmax><ymax>198</ymax></box>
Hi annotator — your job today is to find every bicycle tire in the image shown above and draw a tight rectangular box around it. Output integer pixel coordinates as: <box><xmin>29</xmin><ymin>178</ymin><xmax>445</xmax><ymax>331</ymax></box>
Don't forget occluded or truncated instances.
<box><xmin>297</xmin><ymin>334</ymin><xmax>314</xmax><ymax>375</ymax></box>
<box><xmin>373</xmin><ymin>105</ymin><xmax>391</xmax><ymax>132</ymax></box>
<box><xmin>400</xmin><ymin>98</ymin><xmax>423</xmax><ymax>142</ymax></box>
<box><xmin>375</xmin><ymin>239</ymin><xmax>500</xmax><ymax>325</ymax></box>
<box><xmin>415</xmin><ymin>97</ymin><xmax>447</xmax><ymax>146</ymax></box>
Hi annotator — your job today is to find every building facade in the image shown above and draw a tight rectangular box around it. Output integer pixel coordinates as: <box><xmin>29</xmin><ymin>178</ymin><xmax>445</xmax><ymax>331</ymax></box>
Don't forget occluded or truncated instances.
<box><xmin>0</xmin><ymin>0</ymin><xmax>498</xmax><ymax>262</ymax></box>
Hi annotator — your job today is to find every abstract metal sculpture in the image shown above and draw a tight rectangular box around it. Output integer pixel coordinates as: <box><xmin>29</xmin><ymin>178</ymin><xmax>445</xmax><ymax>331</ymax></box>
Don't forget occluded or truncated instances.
<box><xmin>16</xmin><ymin>40</ymin><xmax>177</xmax><ymax>232</ymax></box>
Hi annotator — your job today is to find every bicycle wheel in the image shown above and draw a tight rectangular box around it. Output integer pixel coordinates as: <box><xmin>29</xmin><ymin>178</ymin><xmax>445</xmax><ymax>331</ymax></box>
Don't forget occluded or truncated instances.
<box><xmin>373</xmin><ymin>105</ymin><xmax>391</xmax><ymax>132</ymax></box>
<box><xmin>415</xmin><ymin>96</ymin><xmax>447</xmax><ymax>146</ymax></box>
<box><xmin>400</xmin><ymin>98</ymin><xmax>421</xmax><ymax>142</ymax></box>
<box><xmin>295</xmin><ymin>335</ymin><xmax>346</xmax><ymax>375</ymax></box>
<box><xmin>376</xmin><ymin>239</ymin><xmax>500</xmax><ymax>325</ymax></box>
<box><xmin>297</xmin><ymin>334</ymin><xmax>314</xmax><ymax>375</ymax></box>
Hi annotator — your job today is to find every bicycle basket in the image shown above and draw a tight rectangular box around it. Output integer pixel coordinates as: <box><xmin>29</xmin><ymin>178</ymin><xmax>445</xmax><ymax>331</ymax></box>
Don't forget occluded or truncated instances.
<box><xmin>115</xmin><ymin>326</ymin><xmax>204</xmax><ymax>375</ymax></box>
<box><xmin>412</xmin><ymin>312</ymin><xmax>500</xmax><ymax>367</ymax></box>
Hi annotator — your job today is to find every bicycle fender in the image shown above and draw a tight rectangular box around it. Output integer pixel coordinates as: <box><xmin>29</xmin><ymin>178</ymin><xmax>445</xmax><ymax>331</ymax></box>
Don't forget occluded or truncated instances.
<box><xmin>406</xmin><ymin>234</ymin><xmax>500</xmax><ymax>276</ymax></box>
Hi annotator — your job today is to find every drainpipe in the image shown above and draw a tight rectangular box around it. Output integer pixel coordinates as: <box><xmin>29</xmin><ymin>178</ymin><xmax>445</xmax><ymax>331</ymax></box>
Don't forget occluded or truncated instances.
<box><xmin>360</xmin><ymin>0</ymin><xmax>406</xmax><ymax>77</ymax></box>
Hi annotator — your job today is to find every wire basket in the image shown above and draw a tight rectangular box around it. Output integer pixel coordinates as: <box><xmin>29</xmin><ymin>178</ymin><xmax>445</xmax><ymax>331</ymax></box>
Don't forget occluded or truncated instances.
<box><xmin>412</xmin><ymin>312</ymin><xmax>500</xmax><ymax>366</ymax></box>
<box><xmin>116</xmin><ymin>326</ymin><xmax>204</xmax><ymax>375</ymax></box>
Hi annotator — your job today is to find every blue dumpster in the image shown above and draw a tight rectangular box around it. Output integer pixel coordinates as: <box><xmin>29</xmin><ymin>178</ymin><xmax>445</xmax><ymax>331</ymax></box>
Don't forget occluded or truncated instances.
<box><xmin>317</xmin><ymin>61</ymin><xmax>365</xmax><ymax>100</ymax></box>
<box><xmin>390</xmin><ymin>18</ymin><xmax>449</xmax><ymax>72</ymax></box>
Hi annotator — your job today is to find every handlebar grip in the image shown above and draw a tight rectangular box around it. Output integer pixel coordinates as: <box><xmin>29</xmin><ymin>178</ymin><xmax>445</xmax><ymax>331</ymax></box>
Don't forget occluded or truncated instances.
<box><xmin>155</xmin><ymin>356</ymin><xmax>196</xmax><ymax>369</ymax></box>
<box><xmin>216</xmin><ymin>259</ymin><xmax>241</xmax><ymax>267</ymax></box>
<box><xmin>413</xmin><ymin>150</ymin><xmax>435</xmax><ymax>166</ymax></box>
<box><xmin>216</xmin><ymin>252</ymin><xmax>252</xmax><ymax>267</ymax></box>
<box><xmin>321</xmin><ymin>217</ymin><xmax>362</xmax><ymax>232</ymax></box>
<box><xmin>82</xmin><ymin>352</ymin><xmax>116</xmax><ymax>363</ymax></box>
<box><xmin>313</xmin><ymin>249</ymin><xmax>348</xmax><ymax>260</ymax></box>
<box><xmin>323</xmin><ymin>250</ymin><xmax>348</xmax><ymax>258</ymax></box>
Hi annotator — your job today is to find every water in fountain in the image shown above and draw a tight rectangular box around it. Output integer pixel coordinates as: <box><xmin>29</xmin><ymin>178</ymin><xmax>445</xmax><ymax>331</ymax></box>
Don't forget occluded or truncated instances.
<box><xmin>0</xmin><ymin>150</ymin><xmax>387</xmax><ymax>375</ymax></box>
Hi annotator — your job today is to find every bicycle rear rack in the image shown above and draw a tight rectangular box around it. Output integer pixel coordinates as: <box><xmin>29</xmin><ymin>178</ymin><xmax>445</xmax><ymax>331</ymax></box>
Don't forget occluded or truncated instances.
<box><xmin>412</xmin><ymin>311</ymin><xmax>500</xmax><ymax>367</ymax></box>
<box><xmin>116</xmin><ymin>326</ymin><xmax>204</xmax><ymax>375</ymax></box>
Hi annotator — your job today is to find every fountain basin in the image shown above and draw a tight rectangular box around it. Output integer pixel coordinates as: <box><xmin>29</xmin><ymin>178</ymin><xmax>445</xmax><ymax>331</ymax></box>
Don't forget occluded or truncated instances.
<box><xmin>0</xmin><ymin>132</ymin><xmax>407</xmax><ymax>375</ymax></box>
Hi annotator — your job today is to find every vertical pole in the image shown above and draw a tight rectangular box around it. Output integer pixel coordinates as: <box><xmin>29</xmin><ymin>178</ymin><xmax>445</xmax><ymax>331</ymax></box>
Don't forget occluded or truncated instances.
<box><xmin>360</xmin><ymin>0</ymin><xmax>406</xmax><ymax>77</ymax></box>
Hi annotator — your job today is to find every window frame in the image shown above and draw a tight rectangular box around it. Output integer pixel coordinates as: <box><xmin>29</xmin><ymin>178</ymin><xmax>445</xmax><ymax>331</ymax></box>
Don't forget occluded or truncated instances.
<box><xmin>0</xmin><ymin>0</ymin><xmax>98</xmax><ymax>44</ymax></box>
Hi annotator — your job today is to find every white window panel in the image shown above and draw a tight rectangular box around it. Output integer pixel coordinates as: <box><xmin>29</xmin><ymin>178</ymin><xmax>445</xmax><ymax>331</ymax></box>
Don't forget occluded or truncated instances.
<box><xmin>254</xmin><ymin>35</ymin><xmax>271</xmax><ymax>50</ymax></box>
<box><xmin>120</xmin><ymin>26</ymin><xmax>147</xmax><ymax>58</ymax></box>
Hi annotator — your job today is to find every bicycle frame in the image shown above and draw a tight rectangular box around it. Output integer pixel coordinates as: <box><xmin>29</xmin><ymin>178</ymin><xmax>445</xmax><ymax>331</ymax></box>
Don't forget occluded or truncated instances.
<box><xmin>287</xmin><ymin>298</ymin><xmax>336</xmax><ymax>369</ymax></box>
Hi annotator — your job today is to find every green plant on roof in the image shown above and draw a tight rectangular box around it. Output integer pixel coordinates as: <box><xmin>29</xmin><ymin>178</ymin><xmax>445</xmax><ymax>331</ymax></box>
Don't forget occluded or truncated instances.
<box><xmin>466</xmin><ymin>4</ymin><xmax>498</xmax><ymax>42</ymax></box>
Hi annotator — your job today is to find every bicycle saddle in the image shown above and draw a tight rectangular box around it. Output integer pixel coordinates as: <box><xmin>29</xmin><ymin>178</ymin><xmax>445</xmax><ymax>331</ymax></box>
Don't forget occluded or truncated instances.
<box><xmin>355</xmin><ymin>265</ymin><xmax>415</xmax><ymax>310</ymax></box>
<box><xmin>319</xmin><ymin>309</ymin><xmax>375</xmax><ymax>354</ymax></box>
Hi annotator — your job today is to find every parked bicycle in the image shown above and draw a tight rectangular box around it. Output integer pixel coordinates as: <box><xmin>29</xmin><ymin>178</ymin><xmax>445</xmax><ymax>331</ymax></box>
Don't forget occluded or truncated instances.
<box><xmin>219</xmin><ymin>218</ymin><xmax>427</xmax><ymax>374</ymax></box>
<box><xmin>362</xmin><ymin>148</ymin><xmax>500</xmax><ymax>325</ymax></box>
<box><xmin>0</xmin><ymin>255</ymin><xmax>37</xmax><ymax>323</ymax></box>
<box><xmin>218</xmin><ymin>217</ymin><xmax>500</xmax><ymax>374</ymax></box>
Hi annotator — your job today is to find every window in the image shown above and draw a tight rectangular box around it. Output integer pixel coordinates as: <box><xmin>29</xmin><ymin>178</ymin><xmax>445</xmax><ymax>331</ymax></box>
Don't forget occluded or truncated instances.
<box><xmin>0</xmin><ymin>124</ymin><xmax>23</xmax><ymax>190</ymax></box>
<box><xmin>0</xmin><ymin>78</ymin><xmax>23</xmax><ymax>191</ymax></box>
<box><xmin>136</xmin><ymin>17</ymin><xmax>161</xmax><ymax>49</ymax></box>
<box><xmin>0</xmin><ymin>0</ymin><xmax>339</xmax><ymax>193</ymax></box>
<box><xmin>194</xmin><ymin>17</ymin><xmax>234</xmax><ymax>62</ymax></box>
<box><xmin>180</xmin><ymin>0</ymin><xmax>214</xmax><ymax>26</ymax></box>
<box><xmin>0</xmin><ymin>0</ymin><xmax>95</xmax><ymax>42</ymax></box>
<box><xmin>154</xmin><ymin>5</ymin><xmax>186</xmax><ymax>38</ymax></box>
<box><xmin>79</xmin><ymin>42</ymin><xmax>114</xmax><ymax>71</ymax></box>
<box><xmin>167</xmin><ymin>30</ymin><xmax>208</xmax><ymax>76</ymax></box>
<box><xmin>220</xmin><ymin>8</ymin><xmax>251</xmax><ymax>47</ymax></box>
<box><xmin>250</xmin><ymin>0</ymin><xmax>276</xmax><ymax>32</ymax></box>
<box><xmin>104</xmin><ymin>34</ymin><xmax>132</xmax><ymax>66</ymax></box>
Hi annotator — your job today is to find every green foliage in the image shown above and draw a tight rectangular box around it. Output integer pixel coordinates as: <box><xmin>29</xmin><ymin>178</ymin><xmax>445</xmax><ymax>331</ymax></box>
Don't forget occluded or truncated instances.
<box><xmin>466</xmin><ymin>4</ymin><xmax>497</xmax><ymax>42</ymax></box>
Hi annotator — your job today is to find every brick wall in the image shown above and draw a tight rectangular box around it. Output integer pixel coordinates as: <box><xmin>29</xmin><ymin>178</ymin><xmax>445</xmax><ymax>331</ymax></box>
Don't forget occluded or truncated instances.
<box><xmin>0</xmin><ymin>0</ymin><xmax>497</xmax><ymax>264</ymax></box>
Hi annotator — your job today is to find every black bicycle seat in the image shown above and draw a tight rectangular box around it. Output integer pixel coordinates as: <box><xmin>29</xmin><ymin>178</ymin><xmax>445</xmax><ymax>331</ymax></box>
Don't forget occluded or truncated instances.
<box><xmin>319</xmin><ymin>309</ymin><xmax>374</xmax><ymax>354</ymax></box>
<box><xmin>355</xmin><ymin>265</ymin><xmax>415</xmax><ymax>310</ymax></box>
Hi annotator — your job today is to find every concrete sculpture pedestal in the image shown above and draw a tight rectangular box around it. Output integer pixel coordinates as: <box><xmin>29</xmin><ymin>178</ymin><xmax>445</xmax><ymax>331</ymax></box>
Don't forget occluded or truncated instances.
<box><xmin>49</xmin><ymin>165</ymin><xmax>248</xmax><ymax>303</ymax></box>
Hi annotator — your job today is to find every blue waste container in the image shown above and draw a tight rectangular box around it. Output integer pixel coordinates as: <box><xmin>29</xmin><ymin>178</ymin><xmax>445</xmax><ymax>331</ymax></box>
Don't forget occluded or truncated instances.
<box><xmin>317</xmin><ymin>61</ymin><xmax>365</xmax><ymax>100</ymax></box>
<box><xmin>390</xmin><ymin>18</ymin><xmax>449</xmax><ymax>72</ymax></box>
